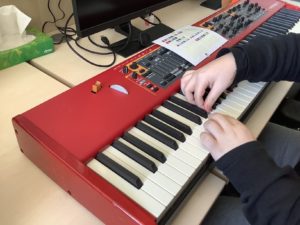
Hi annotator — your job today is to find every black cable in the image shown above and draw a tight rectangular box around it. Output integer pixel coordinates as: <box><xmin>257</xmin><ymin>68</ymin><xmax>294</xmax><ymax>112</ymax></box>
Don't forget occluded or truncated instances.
<box><xmin>88</xmin><ymin>36</ymin><xmax>109</xmax><ymax>49</ymax></box>
<box><xmin>42</xmin><ymin>0</ymin><xmax>66</xmax><ymax>33</ymax></box>
<box><xmin>88</xmin><ymin>35</ymin><xmax>125</xmax><ymax>49</ymax></box>
<box><xmin>64</xmin><ymin>13</ymin><xmax>117</xmax><ymax>67</ymax></box>
<box><xmin>74</xmin><ymin>37</ymin><xmax>113</xmax><ymax>55</ymax></box>
<box><xmin>140</xmin><ymin>13</ymin><xmax>162</xmax><ymax>26</ymax></box>
<box><xmin>88</xmin><ymin>23</ymin><xmax>134</xmax><ymax>54</ymax></box>
<box><xmin>42</xmin><ymin>0</ymin><xmax>77</xmax><ymax>45</ymax></box>
<box><xmin>111</xmin><ymin>23</ymin><xmax>133</xmax><ymax>53</ymax></box>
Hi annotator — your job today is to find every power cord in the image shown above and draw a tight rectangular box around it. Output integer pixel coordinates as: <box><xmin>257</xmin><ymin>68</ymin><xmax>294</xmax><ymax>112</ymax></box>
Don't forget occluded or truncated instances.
<box><xmin>94</xmin><ymin>23</ymin><xmax>134</xmax><ymax>52</ymax></box>
<box><xmin>42</xmin><ymin>0</ymin><xmax>65</xmax><ymax>33</ymax></box>
<box><xmin>64</xmin><ymin>13</ymin><xmax>118</xmax><ymax>67</ymax></box>
<box><xmin>42</xmin><ymin>0</ymin><xmax>77</xmax><ymax>44</ymax></box>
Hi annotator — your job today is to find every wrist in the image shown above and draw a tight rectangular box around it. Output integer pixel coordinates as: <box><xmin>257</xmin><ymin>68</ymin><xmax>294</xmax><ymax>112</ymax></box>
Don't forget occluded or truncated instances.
<box><xmin>224</xmin><ymin>52</ymin><xmax>237</xmax><ymax>82</ymax></box>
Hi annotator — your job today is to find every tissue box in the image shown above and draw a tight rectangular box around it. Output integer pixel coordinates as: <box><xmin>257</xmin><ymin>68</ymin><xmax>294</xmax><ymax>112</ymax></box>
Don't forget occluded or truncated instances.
<box><xmin>0</xmin><ymin>27</ymin><xmax>54</xmax><ymax>70</ymax></box>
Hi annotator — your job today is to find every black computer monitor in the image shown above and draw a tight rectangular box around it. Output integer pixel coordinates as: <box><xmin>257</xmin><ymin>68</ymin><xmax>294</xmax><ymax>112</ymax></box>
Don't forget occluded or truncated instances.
<box><xmin>72</xmin><ymin>0</ymin><xmax>181</xmax><ymax>56</ymax></box>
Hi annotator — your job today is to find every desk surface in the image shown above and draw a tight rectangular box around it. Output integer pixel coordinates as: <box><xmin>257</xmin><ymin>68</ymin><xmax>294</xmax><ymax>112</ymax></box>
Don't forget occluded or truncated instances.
<box><xmin>0</xmin><ymin>63</ymin><xmax>87</xmax><ymax>225</ymax></box>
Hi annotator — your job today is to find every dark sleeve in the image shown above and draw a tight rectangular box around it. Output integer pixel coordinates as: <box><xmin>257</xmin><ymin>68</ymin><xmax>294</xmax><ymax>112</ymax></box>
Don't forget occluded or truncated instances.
<box><xmin>215</xmin><ymin>141</ymin><xmax>300</xmax><ymax>225</ymax></box>
<box><xmin>217</xmin><ymin>33</ymin><xmax>300</xmax><ymax>83</ymax></box>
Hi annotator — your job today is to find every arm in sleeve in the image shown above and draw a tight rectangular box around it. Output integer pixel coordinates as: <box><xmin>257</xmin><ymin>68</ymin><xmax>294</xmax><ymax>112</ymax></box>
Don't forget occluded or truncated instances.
<box><xmin>218</xmin><ymin>33</ymin><xmax>300</xmax><ymax>83</ymax></box>
<box><xmin>215</xmin><ymin>141</ymin><xmax>300</xmax><ymax>225</ymax></box>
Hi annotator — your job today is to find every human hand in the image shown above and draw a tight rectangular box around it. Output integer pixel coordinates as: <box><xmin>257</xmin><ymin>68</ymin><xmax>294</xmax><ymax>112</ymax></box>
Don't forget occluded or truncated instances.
<box><xmin>181</xmin><ymin>53</ymin><xmax>237</xmax><ymax>112</ymax></box>
<box><xmin>200</xmin><ymin>113</ymin><xmax>255</xmax><ymax>161</ymax></box>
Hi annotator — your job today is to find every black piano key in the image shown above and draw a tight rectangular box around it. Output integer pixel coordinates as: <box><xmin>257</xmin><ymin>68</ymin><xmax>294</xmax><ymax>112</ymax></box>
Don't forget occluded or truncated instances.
<box><xmin>96</xmin><ymin>153</ymin><xmax>143</xmax><ymax>189</ymax></box>
<box><xmin>169</xmin><ymin>96</ymin><xmax>208</xmax><ymax>119</ymax></box>
<box><xmin>202</xmin><ymin>91</ymin><xmax>209</xmax><ymax>100</ymax></box>
<box><xmin>123</xmin><ymin>133</ymin><xmax>166</xmax><ymax>163</ymax></box>
<box><xmin>112</xmin><ymin>140</ymin><xmax>157</xmax><ymax>173</ymax></box>
<box><xmin>220</xmin><ymin>92</ymin><xmax>227</xmax><ymax>99</ymax></box>
<box><xmin>262</xmin><ymin>23</ymin><xmax>289</xmax><ymax>32</ymax></box>
<box><xmin>136</xmin><ymin>121</ymin><xmax>178</xmax><ymax>150</ymax></box>
<box><xmin>152</xmin><ymin>109</ymin><xmax>192</xmax><ymax>135</ymax></box>
<box><xmin>276</xmin><ymin>12</ymin><xmax>300</xmax><ymax>21</ymax></box>
<box><xmin>260</xmin><ymin>23</ymin><xmax>287</xmax><ymax>32</ymax></box>
<box><xmin>144</xmin><ymin>115</ymin><xmax>186</xmax><ymax>142</ymax></box>
<box><xmin>245</xmin><ymin>35</ymin><xmax>256</xmax><ymax>41</ymax></box>
<box><xmin>281</xmin><ymin>8</ymin><xmax>300</xmax><ymax>16</ymax></box>
<box><xmin>204</xmin><ymin>89</ymin><xmax>223</xmax><ymax>104</ymax></box>
<box><xmin>178</xmin><ymin>89</ymin><xmax>184</xmax><ymax>96</ymax></box>
<box><xmin>212</xmin><ymin>102</ymin><xmax>218</xmax><ymax>110</ymax></box>
<box><xmin>257</xmin><ymin>27</ymin><xmax>285</xmax><ymax>36</ymax></box>
<box><xmin>226</xmin><ymin>83</ymin><xmax>238</xmax><ymax>92</ymax></box>
<box><xmin>163</xmin><ymin>101</ymin><xmax>202</xmax><ymax>125</ymax></box>
<box><xmin>204</xmin><ymin>88</ymin><xmax>224</xmax><ymax>104</ymax></box>
<box><xmin>272</xmin><ymin>14</ymin><xmax>297</xmax><ymax>23</ymax></box>
<box><xmin>268</xmin><ymin>18</ymin><xmax>295</xmax><ymax>28</ymax></box>
<box><xmin>253</xmin><ymin>30</ymin><xmax>274</xmax><ymax>37</ymax></box>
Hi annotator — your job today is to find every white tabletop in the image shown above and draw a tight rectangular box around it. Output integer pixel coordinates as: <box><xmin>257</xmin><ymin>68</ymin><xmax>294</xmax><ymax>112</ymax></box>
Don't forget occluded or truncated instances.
<box><xmin>0</xmin><ymin>63</ymin><xmax>93</xmax><ymax>225</ymax></box>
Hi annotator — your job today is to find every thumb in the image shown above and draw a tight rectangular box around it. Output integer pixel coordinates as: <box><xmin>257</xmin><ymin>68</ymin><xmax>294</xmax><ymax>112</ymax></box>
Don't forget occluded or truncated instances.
<box><xmin>200</xmin><ymin>132</ymin><xmax>217</xmax><ymax>151</ymax></box>
<box><xmin>200</xmin><ymin>132</ymin><xmax>221</xmax><ymax>160</ymax></box>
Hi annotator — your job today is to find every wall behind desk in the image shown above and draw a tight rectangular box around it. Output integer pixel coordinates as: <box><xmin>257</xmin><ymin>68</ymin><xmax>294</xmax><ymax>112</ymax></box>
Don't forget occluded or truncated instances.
<box><xmin>0</xmin><ymin>0</ymin><xmax>74</xmax><ymax>33</ymax></box>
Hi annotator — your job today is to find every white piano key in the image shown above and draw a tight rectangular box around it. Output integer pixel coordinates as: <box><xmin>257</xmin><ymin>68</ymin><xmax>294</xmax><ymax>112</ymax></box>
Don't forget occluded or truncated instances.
<box><xmin>147</xmin><ymin>169</ymin><xmax>182</xmax><ymax>195</ymax></box>
<box><xmin>227</xmin><ymin>87</ymin><xmax>255</xmax><ymax>102</ymax></box>
<box><xmin>234</xmin><ymin>85</ymin><xmax>257</xmax><ymax>96</ymax></box>
<box><xmin>257</xmin><ymin>82</ymin><xmax>266</xmax><ymax>87</ymax></box>
<box><xmin>103</xmin><ymin>148</ymin><xmax>174</xmax><ymax>206</ymax></box>
<box><xmin>248</xmin><ymin>81</ymin><xmax>265</xmax><ymax>89</ymax></box>
<box><xmin>228</xmin><ymin>88</ymin><xmax>253</xmax><ymax>102</ymax></box>
<box><xmin>141</xmin><ymin>118</ymin><xmax>209</xmax><ymax>169</ymax></box>
<box><xmin>224</xmin><ymin>94</ymin><xmax>249</xmax><ymax>108</ymax></box>
<box><xmin>157</xmin><ymin>106</ymin><xmax>198</xmax><ymax>129</ymax></box>
<box><xmin>213</xmin><ymin>106</ymin><xmax>230</xmax><ymax>116</ymax></box>
<box><xmin>135</xmin><ymin>126</ymin><xmax>203</xmax><ymax>168</ymax></box>
<box><xmin>87</xmin><ymin>159</ymin><xmax>165</xmax><ymax>217</ymax></box>
<box><xmin>235</xmin><ymin>86</ymin><xmax>259</xmax><ymax>97</ymax></box>
<box><xmin>156</xmin><ymin>116</ymin><xmax>209</xmax><ymax>157</ymax></box>
<box><xmin>219</xmin><ymin>98</ymin><xmax>244</xmax><ymax>114</ymax></box>
<box><xmin>105</xmin><ymin>145</ymin><xmax>181</xmax><ymax>196</ymax></box>
<box><xmin>180</xmin><ymin>141</ymin><xmax>208</xmax><ymax>161</ymax></box>
<box><xmin>176</xmin><ymin>89</ymin><xmax>247</xmax><ymax>119</ymax></box>
<box><xmin>129</xmin><ymin>128</ymin><xmax>198</xmax><ymax>173</ymax></box>
<box><xmin>238</xmin><ymin>82</ymin><xmax>262</xmax><ymax>93</ymax></box>
<box><xmin>289</xmin><ymin>19</ymin><xmax>300</xmax><ymax>33</ymax></box>
<box><xmin>147</xmin><ymin>114</ymin><xmax>209</xmax><ymax>156</ymax></box>
<box><xmin>214</xmin><ymin>103</ymin><xmax>240</xmax><ymax>118</ymax></box>
<box><xmin>128</xmin><ymin>128</ymin><xmax>173</xmax><ymax>156</ymax></box>
<box><xmin>142</xmin><ymin>121</ymin><xmax>208</xmax><ymax>161</ymax></box>
<box><xmin>141</xmin><ymin>178</ymin><xmax>174</xmax><ymax>206</ymax></box>
<box><xmin>174</xmin><ymin>93</ymin><xmax>188</xmax><ymax>100</ymax></box>
<box><xmin>118</xmin><ymin>138</ymin><xmax>189</xmax><ymax>186</ymax></box>
<box><xmin>118</xmin><ymin>138</ymin><xmax>160</xmax><ymax>166</ymax></box>
<box><xmin>135</xmin><ymin>121</ymin><xmax>208</xmax><ymax>172</ymax></box>
<box><xmin>146</xmin><ymin>114</ymin><xmax>188</xmax><ymax>141</ymax></box>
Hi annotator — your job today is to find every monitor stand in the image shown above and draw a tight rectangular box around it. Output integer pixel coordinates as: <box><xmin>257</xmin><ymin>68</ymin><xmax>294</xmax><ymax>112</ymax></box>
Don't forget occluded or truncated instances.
<box><xmin>110</xmin><ymin>22</ymin><xmax>174</xmax><ymax>57</ymax></box>
<box><xmin>201</xmin><ymin>0</ymin><xmax>222</xmax><ymax>10</ymax></box>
